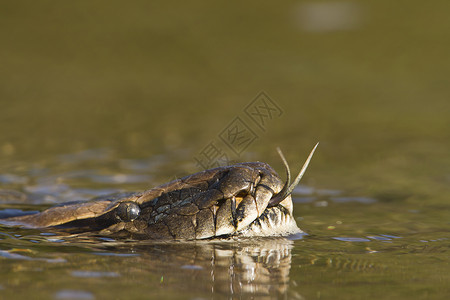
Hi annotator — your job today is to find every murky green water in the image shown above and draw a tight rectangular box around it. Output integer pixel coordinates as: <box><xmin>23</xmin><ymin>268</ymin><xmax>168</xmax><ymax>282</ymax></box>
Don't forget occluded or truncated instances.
<box><xmin>1</xmin><ymin>1</ymin><xmax>449</xmax><ymax>299</ymax></box>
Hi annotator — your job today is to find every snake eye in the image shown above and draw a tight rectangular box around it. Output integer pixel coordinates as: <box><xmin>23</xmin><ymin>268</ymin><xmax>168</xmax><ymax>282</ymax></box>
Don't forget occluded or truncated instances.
<box><xmin>115</xmin><ymin>202</ymin><xmax>141</xmax><ymax>222</ymax></box>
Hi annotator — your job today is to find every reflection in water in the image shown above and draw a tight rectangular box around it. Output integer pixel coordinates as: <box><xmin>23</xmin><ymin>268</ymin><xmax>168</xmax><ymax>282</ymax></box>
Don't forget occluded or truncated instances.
<box><xmin>1</xmin><ymin>211</ymin><xmax>449</xmax><ymax>299</ymax></box>
<box><xmin>0</xmin><ymin>232</ymin><xmax>302</xmax><ymax>299</ymax></box>
<box><xmin>54</xmin><ymin>290</ymin><xmax>95</xmax><ymax>300</ymax></box>
<box><xmin>119</xmin><ymin>238</ymin><xmax>299</xmax><ymax>299</ymax></box>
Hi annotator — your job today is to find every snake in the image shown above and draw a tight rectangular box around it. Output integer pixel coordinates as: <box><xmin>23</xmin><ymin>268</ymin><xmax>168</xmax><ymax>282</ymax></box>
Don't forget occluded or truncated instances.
<box><xmin>1</xmin><ymin>145</ymin><xmax>318</xmax><ymax>240</ymax></box>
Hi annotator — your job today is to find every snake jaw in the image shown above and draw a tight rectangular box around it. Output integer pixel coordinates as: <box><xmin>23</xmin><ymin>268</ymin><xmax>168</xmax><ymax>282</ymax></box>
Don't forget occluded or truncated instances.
<box><xmin>232</xmin><ymin>144</ymin><xmax>319</xmax><ymax>238</ymax></box>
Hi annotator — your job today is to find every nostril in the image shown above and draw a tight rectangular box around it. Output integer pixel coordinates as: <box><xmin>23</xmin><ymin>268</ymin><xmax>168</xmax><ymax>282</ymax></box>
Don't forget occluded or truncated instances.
<box><xmin>254</xmin><ymin>174</ymin><xmax>262</xmax><ymax>186</ymax></box>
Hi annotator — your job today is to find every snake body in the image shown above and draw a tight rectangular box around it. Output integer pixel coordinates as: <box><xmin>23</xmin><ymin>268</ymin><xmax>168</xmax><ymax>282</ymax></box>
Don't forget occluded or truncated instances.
<box><xmin>2</xmin><ymin>146</ymin><xmax>318</xmax><ymax>240</ymax></box>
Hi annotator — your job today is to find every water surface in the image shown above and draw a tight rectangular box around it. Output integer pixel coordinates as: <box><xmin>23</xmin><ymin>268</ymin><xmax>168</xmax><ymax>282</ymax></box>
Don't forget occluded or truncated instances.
<box><xmin>1</xmin><ymin>1</ymin><xmax>449</xmax><ymax>299</ymax></box>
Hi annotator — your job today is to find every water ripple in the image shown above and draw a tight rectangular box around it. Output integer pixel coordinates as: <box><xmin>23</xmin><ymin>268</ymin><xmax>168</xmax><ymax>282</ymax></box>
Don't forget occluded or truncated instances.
<box><xmin>71</xmin><ymin>270</ymin><xmax>120</xmax><ymax>278</ymax></box>
<box><xmin>330</xmin><ymin>197</ymin><xmax>377</xmax><ymax>204</ymax></box>
<box><xmin>54</xmin><ymin>290</ymin><xmax>95</xmax><ymax>300</ymax></box>
<box><xmin>333</xmin><ymin>237</ymin><xmax>371</xmax><ymax>242</ymax></box>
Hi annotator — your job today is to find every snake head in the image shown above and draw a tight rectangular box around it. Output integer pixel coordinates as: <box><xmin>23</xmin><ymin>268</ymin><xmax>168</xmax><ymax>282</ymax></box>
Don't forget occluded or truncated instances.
<box><xmin>125</xmin><ymin>143</ymin><xmax>319</xmax><ymax>239</ymax></box>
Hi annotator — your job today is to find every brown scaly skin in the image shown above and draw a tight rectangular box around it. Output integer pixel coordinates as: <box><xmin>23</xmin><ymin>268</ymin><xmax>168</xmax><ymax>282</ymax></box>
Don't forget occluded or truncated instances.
<box><xmin>3</xmin><ymin>162</ymin><xmax>300</xmax><ymax>240</ymax></box>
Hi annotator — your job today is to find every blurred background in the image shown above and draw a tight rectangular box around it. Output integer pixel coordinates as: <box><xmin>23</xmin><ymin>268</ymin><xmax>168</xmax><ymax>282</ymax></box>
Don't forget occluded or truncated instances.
<box><xmin>1</xmin><ymin>2</ymin><xmax>449</xmax><ymax>299</ymax></box>
<box><xmin>1</xmin><ymin>0</ymin><xmax>449</xmax><ymax>205</ymax></box>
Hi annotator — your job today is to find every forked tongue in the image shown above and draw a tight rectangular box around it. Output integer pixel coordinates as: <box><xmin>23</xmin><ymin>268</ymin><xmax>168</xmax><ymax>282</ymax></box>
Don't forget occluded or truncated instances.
<box><xmin>268</xmin><ymin>143</ymin><xmax>319</xmax><ymax>207</ymax></box>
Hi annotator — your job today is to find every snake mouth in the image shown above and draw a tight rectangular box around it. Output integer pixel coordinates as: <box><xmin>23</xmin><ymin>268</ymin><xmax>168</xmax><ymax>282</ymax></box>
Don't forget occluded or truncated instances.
<box><xmin>192</xmin><ymin>189</ymin><xmax>298</xmax><ymax>240</ymax></box>
<box><xmin>227</xmin><ymin>144</ymin><xmax>319</xmax><ymax>238</ymax></box>
<box><xmin>234</xmin><ymin>195</ymin><xmax>300</xmax><ymax>238</ymax></box>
